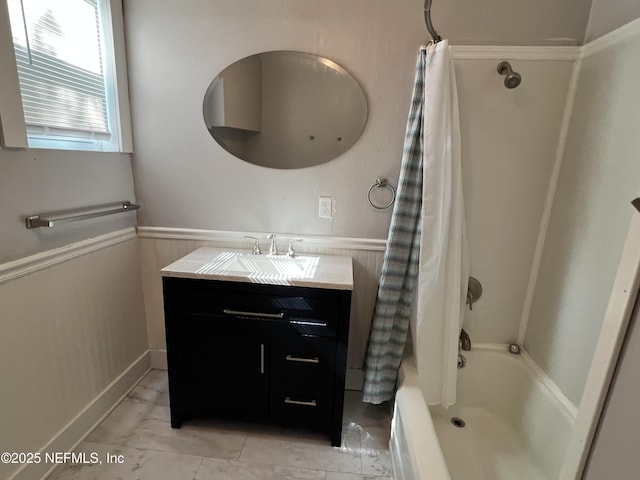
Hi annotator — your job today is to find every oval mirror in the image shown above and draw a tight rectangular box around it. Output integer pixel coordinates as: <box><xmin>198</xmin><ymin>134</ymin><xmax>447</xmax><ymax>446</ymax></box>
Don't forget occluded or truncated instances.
<box><xmin>203</xmin><ymin>51</ymin><xmax>368</xmax><ymax>169</ymax></box>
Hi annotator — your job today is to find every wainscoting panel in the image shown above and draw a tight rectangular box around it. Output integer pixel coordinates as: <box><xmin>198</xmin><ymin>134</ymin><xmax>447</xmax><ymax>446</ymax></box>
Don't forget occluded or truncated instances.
<box><xmin>0</xmin><ymin>234</ymin><xmax>148</xmax><ymax>480</ymax></box>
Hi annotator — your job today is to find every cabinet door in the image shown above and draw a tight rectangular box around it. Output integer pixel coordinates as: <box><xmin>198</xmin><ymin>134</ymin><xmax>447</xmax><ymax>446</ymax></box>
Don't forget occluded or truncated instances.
<box><xmin>176</xmin><ymin>316</ymin><xmax>269</xmax><ymax>420</ymax></box>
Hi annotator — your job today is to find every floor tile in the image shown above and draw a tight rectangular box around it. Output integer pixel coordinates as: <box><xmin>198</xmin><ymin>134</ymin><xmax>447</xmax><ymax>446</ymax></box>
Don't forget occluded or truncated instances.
<box><xmin>122</xmin><ymin>405</ymin><xmax>247</xmax><ymax>460</ymax></box>
<box><xmin>126</xmin><ymin>369</ymin><xmax>170</xmax><ymax>406</ymax></box>
<box><xmin>245</xmin><ymin>421</ymin><xmax>362</xmax><ymax>453</ymax></box>
<box><xmin>195</xmin><ymin>457</ymin><xmax>326</xmax><ymax>480</ymax></box>
<box><xmin>239</xmin><ymin>436</ymin><xmax>362</xmax><ymax>474</ymax></box>
<box><xmin>360</xmin><ymin>426</ymin><xmax>390</xmax><ymax>455</ymax></box>
<box><xmin>360</xmin><ymin>450</ymin><xmax>391</xmax><ymax>477</ymax></box>
<box><xmin>86</xmin><ymin>399</ymin><xmax>155</xmax><ymax>446</ymax></box>
<box><xmin>342</xmin><ymin>392</ymin><xmax>392</xmax><ymax>430</ymax></box>
<box><xmin>360</xmin><ymin>426</ymin><xmax>391</xmax><ymax>477</ymax></box>
<box><xmin>88</xmin><ymin>399</ymin><xmax>247</xmax><ymax>460</ymax></box>
<box><xmin>75</xmin><ymin>370</ymin><xmax>394</xmax><ymax>479</ymax></box>
<box><xmin>47</xmin><ymin>442</ymin><xmax>202</xmax><ymax>480</ymax></box>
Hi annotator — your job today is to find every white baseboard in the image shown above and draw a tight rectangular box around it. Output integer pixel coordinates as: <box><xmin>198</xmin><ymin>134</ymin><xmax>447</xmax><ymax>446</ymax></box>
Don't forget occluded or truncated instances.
<box><xmin>150</xmin><ymin>348</ymin><xmax>364</xmax><ymax>391</ymax></box>
<box><xmin>9</xmin><ymin>351</ymin><xmax>151</xmax><ymax>480</ymax></box>
<box><xmin>149</xmin><ymin>349</ymin><xmax>168</xmax><ymax>370</ymax></box>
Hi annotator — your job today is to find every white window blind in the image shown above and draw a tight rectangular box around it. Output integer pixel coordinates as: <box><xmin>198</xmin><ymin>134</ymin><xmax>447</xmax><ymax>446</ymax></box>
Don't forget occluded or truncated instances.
<box><xmin>7</xmin><ymin>0</ymin><xmax>118</xmax><ymax>150</ymax></box>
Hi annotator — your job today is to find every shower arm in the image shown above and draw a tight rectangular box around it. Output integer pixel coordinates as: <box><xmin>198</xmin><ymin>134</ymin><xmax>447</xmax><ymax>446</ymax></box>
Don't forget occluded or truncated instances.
<box><xmin>424</xmin><ymin>0</ymin><xmax>442</xmax><ymax>43</ymax></box>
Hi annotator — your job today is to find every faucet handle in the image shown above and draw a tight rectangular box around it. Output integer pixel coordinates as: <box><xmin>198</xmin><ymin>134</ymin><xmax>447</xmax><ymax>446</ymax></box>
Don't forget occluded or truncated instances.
<box><xmin>244</xmin><ymin>236</ymin><xmax>261</xmax><ymax>255</ymax></box>
<box><xmin>286</xmin><ymin>239</ymin><xmax>303</xmax><ymax>257</ymax></box>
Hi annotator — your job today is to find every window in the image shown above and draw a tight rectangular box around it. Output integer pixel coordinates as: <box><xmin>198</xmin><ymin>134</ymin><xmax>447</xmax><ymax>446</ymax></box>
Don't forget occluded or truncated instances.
<box><xmin>7</xmin><ymin>0</ymin><xmax>124</xmax><ymax>151</ymax></box>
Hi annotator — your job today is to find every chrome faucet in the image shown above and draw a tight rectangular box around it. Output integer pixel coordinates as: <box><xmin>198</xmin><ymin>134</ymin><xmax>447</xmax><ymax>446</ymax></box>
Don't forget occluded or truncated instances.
<box><xmin>460</xmin><ymin>328</ymin><xmax>471</xmax><ymax>351</ymax></box>
<box><xmin>267</xmin><ymin>234</ymin><xmax>279</xmax><ymax>256</ymax></box>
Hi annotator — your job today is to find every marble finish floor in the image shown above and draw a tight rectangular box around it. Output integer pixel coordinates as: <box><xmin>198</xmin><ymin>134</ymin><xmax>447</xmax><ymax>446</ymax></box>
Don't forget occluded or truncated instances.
<box><xmin>47</xmin><ymin>370</ymin><xmax>392</xmax><ymax>480</ymax></box>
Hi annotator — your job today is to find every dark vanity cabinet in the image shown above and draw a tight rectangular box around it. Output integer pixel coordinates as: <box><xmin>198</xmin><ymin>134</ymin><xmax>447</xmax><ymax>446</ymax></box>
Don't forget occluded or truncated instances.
<box><xmin>162</xmin><ymin>276</ymin><xmax>352</xmax><ymax>446</ymax></box>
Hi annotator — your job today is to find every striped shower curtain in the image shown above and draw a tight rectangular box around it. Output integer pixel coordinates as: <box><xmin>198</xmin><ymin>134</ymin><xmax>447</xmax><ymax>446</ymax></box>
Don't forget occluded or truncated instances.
<box><xmin>362</xmin><ymin>50</ymin><xmax>426</xmax><ymax>404</ymax></box>
<box><xmin>363</xmin><ymin>40</ymin><xmax>468</xmax><ymax>405</ymax></box>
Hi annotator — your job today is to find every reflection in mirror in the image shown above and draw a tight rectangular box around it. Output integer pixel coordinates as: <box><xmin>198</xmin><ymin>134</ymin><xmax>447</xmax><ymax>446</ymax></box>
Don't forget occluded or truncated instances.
<box><xmin>203</xmin><ymin>51</ymin><xmax>368</xmax><ymax>169</ymax></box>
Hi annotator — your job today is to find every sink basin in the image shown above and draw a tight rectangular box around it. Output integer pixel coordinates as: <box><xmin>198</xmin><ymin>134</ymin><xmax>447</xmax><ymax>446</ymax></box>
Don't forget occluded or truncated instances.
<box><xmin>197</xmin><ymin>251</ymin><xmax>319</xmax><ymax>280</ymax></box>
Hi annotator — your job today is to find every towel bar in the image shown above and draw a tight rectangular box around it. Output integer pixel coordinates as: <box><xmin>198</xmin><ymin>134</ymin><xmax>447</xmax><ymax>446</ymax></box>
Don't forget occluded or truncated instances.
<box><xmin>25</xmin><ymin>201</ymin><xmax>140</xmax><ymax>229</ymax></box>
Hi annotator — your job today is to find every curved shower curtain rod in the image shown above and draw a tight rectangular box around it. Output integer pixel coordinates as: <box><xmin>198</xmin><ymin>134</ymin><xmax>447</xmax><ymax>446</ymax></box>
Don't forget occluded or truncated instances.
<box><xmin>424</xmin><ymin>0</ymin><xmax>442</xmax><ymax>43</ymax></box>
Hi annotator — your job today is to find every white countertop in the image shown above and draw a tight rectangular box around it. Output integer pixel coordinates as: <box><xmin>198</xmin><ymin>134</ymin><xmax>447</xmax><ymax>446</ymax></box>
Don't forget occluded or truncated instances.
<box><xmin>161</xmin><ymin>247</ymin><xmax>353</xmax><ymax>290</ymax></box>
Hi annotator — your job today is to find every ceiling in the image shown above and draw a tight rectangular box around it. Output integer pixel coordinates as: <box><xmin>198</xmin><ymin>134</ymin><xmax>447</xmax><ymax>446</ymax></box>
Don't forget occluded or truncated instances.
<box><xmin>429</xmin><ymin>0</ymin><xmax>594</xmax><ymax>46</ymax></box>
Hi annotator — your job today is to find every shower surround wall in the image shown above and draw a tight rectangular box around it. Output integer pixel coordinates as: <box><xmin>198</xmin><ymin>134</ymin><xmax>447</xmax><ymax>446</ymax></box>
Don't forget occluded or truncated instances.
<box><xmin>454</xmin><ymin>56</ymin><xmax>573</xmax><ymax>347</ymax></box>
<box><xmin>525</xmin><ymin>24</ymin><xmax>640</xmax><ymax>406</ymax></box>
<box><xmin>125</xmin><ymin>0</ymin><xmax>576</xmax><ymax>377</ymax></box>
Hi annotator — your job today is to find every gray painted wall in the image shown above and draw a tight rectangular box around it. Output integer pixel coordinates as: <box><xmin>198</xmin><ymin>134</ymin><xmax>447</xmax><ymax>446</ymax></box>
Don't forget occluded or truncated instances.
<box><xmin>125</xmin><ymin>0</ymin><xmax>426</xmax><ymax>240</ymax></box>
<box><xmin>585</xmin><ymin>0</ymin><xmax>640</xmax><ymax>42</ymax></box>
<box><xmin>0</xmin><ymin>148</ymin><xmax>137</xmax><ymax>264</ymax></box>
<box><xmin>525</xmin><ymin>32</ymin><xmax>640</xmax><ymax>405</ymax></box>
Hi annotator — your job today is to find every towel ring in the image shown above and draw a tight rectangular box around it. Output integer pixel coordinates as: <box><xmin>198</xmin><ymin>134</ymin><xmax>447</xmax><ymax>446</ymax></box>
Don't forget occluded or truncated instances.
<box><xmin>368</xmin><ymin>178</ymin><xmax>396</xmax><ymax>210</ymax></box>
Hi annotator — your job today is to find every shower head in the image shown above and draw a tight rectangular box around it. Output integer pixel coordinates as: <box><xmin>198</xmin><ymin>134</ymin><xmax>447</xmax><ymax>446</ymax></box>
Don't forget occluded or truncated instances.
<box><xmin>497</xmin><ymin>61</ymin><xmax>521</xmax><ymax>89</ymax></box>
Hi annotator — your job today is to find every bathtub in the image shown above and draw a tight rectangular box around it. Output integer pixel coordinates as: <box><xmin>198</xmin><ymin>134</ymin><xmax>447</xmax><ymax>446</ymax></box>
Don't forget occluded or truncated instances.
<box><xmin>390</xmin><ymin>346</ymin><xmax>576</xmax><ymax>480</ymax></box>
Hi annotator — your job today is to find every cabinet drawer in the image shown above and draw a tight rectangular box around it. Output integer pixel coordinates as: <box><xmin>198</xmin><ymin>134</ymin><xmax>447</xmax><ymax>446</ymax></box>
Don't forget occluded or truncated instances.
<box><xmin>271</xmin><ymin>334</ymin><xmax>336</xmax><ymax>380</ymax></box>
<box><xmin>169</xmin><ymin>281</ymin><xmax>340</xmax><ymax>336</ymax></box>
<box><xmin>271</xmin><ymin>380</ymin><xmax>333</xmax><ymax>428</ymax></box>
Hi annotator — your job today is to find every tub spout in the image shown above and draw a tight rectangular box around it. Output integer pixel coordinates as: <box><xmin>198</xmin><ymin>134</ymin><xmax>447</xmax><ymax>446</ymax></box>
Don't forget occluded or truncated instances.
<box><xmin>460</xmin><ymin>328</ymin><xmax>471</xmax><ymax>351</ymax></box>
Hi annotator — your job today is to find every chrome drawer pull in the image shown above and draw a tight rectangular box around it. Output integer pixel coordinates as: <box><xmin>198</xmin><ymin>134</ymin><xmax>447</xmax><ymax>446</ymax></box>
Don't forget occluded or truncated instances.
<box><xmin>289</xmin><ymin>319</ymin><xmax>326</xmax><ymax>327</ymax></box>
<box><xmin>260</xmin><ymin>344</ymin><xmax>265</xmax><ymax>374</ymax></box>
<box><xmin>223</xmin><ymin>309</ymin><xmax>284</xmax><ymax>319</ymax></box>
<box><xmin>286</xmin><ymin>355</ymin><xmax>320</xmax><ymax>364</ymax></box>
<box><xmin>284</xmin><ymin>397</ymin><xmax>317</xmax><ymax>407</ymax></box>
